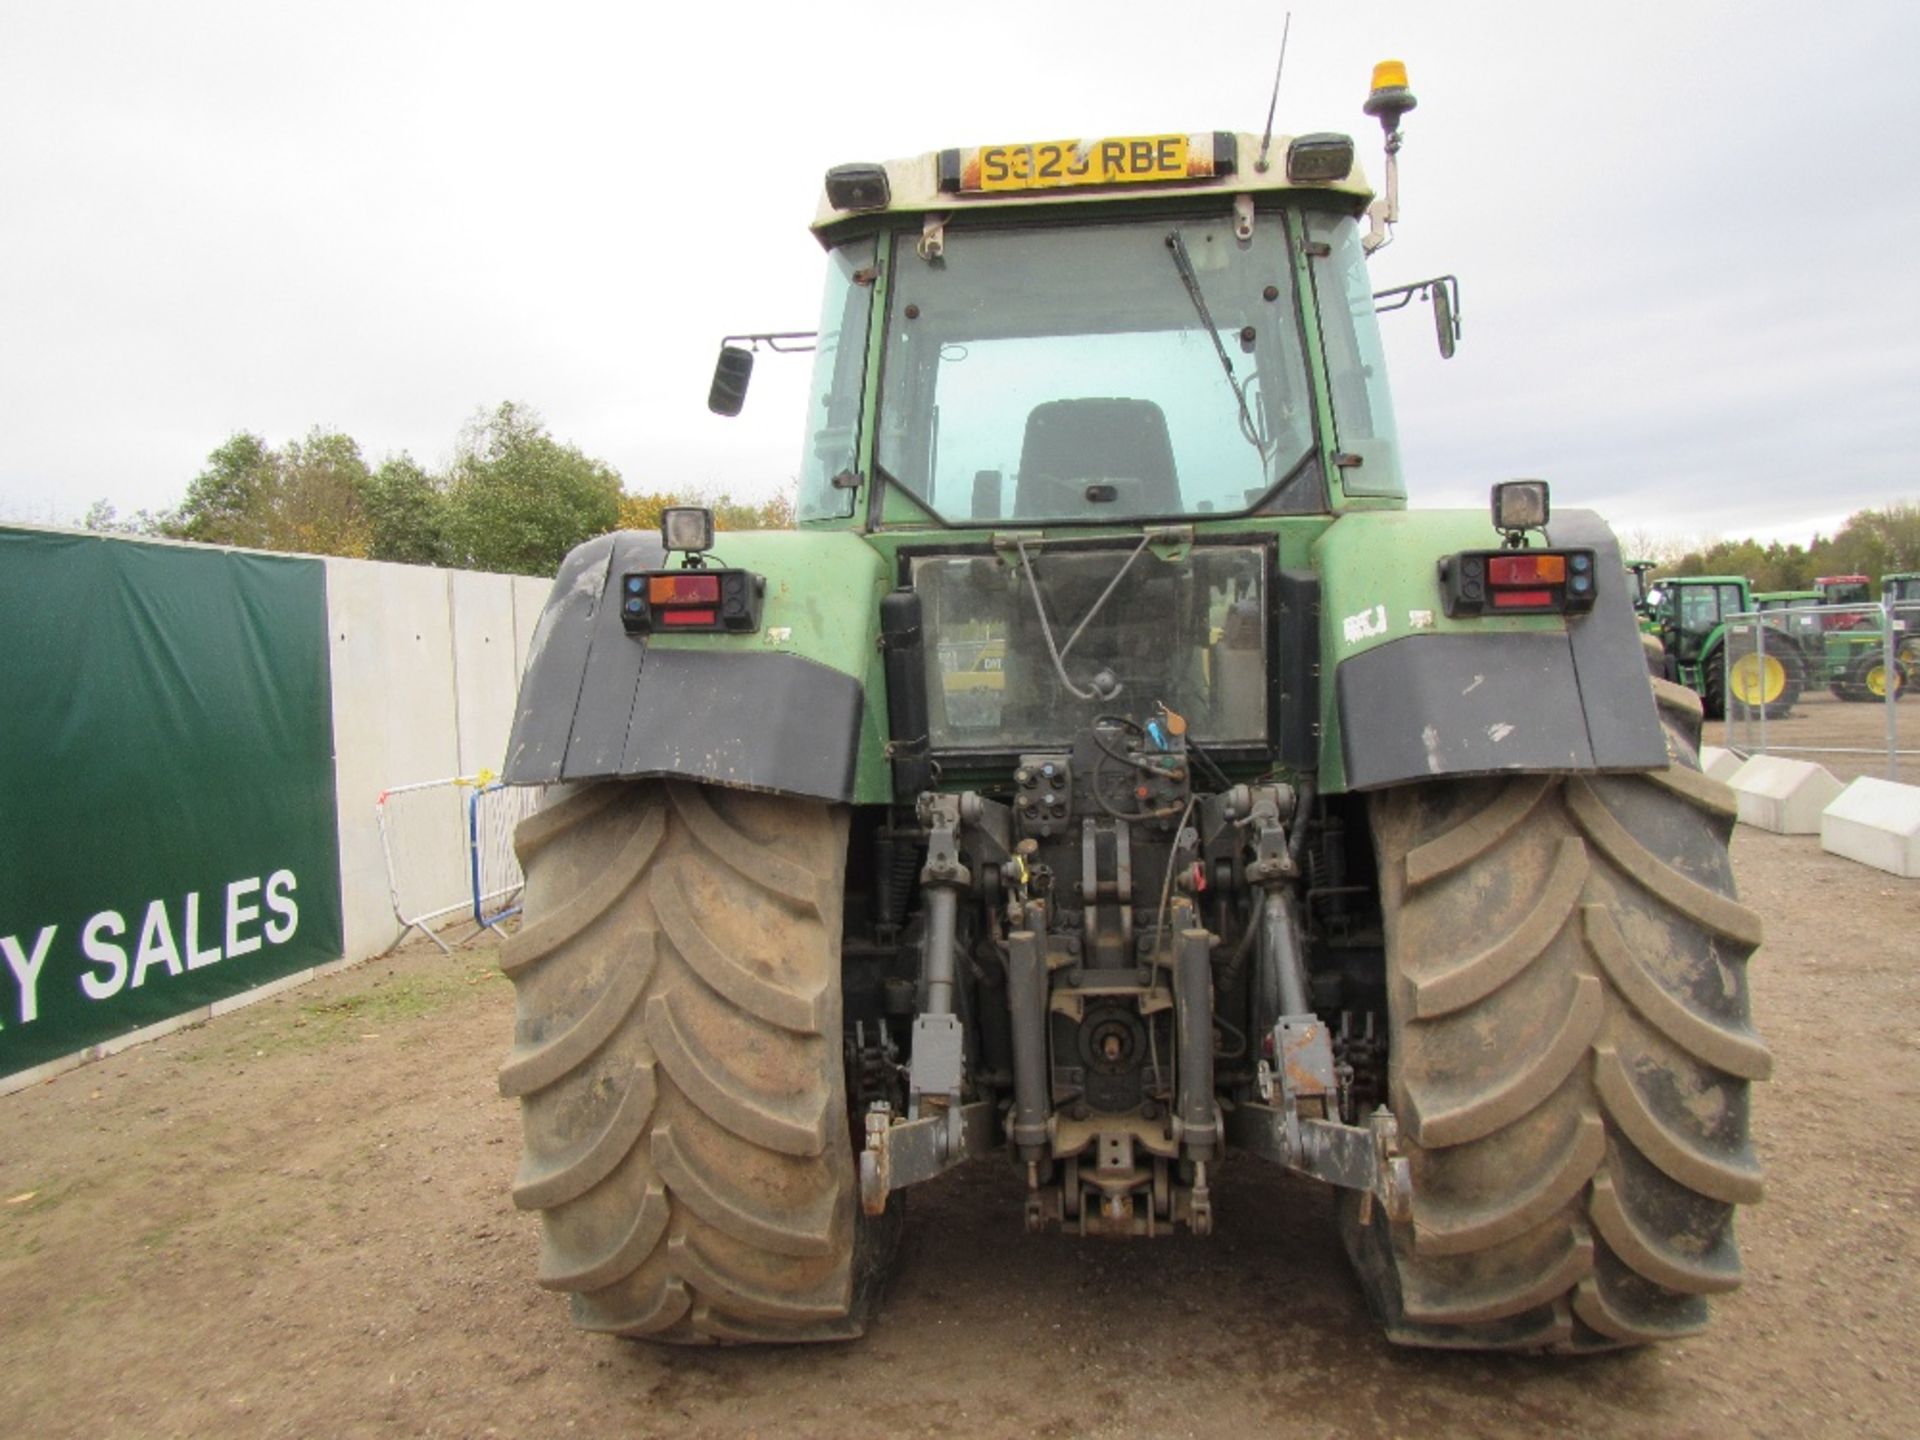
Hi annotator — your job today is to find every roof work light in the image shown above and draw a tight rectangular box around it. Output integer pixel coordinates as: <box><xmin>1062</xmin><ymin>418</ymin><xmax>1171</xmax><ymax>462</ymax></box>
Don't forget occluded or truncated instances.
<box><xmin>660</xmin><ymin>506</ymin><xmax>716</xmax><ymax>557</ymax></box>
<box><xmin>1286</xmin><ymin>132</ymin><xmax>1356</xmax><ymax>183</ymax></box>
<box><xmin>824</xmin><ymin>163</ymin><xmax>892</xmax><ymax>212</ymax></box>
<box><xmin>1492</xmin><ymin>481</ymin><xmax>1551</xmax><ymax>538</ymax></box>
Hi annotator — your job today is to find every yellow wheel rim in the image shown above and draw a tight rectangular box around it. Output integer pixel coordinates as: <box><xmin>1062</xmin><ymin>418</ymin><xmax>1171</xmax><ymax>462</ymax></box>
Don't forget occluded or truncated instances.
<box><xmin>1866</xmin><ymin>665</ymin><xmax>1889</xmax><ymax>698</ymax></box>
<box><xmin>1730</xmin><ymin>652</ymin><xmax>1786</xmax><ymax>705</ymax></box>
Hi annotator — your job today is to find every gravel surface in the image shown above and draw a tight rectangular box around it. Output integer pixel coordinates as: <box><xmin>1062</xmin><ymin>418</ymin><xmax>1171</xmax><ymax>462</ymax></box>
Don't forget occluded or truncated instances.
<box><xmin>2</xmin><ymin>826</ymin><xmax>1916</xmax><ymax>1439</ymax></box>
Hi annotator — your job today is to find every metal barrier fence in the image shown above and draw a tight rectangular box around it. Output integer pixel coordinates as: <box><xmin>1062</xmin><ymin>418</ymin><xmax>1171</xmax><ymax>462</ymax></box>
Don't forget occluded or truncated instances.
<box><xmin>1720</xmin><ymin>599</ymin><xmax>1915</xmax><ymax>784</ymax></box>
<box><xmin>470</xmin><ymin>781</ymin><xmax>542</xmax><ymax>931</ymax></box>
<box><xmin>375</xmin><ymin>772</ymin><xmax>544</xmax><ymax>953</ymax></box>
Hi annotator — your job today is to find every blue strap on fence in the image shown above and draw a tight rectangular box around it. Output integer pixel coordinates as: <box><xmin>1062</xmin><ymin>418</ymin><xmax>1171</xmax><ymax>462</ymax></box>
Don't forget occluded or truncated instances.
<box><xmin>469</xmin><ymin>783</ymin><xmax>526</xmax><ymax>930</ymax></box>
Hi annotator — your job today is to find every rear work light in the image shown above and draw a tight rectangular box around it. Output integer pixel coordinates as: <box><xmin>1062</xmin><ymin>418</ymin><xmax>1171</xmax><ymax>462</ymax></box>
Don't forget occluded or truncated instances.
<box><xmin>1438</xmin><ymin>548</ymin><xmax>1598</xmax><ymax>618</ymax></box>
<box><xmin>619</xmin><ymin>568</ymin><xmax>764</xmax><ymax>635</ymax></box>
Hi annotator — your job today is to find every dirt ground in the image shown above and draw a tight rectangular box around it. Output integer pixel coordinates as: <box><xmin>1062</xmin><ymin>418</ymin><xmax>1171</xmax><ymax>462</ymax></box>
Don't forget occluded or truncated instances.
<box><xmin>1706</xmin><ymin>688</ymin><xmax>1915</xmax><ymax>787</ymax></box>
<box><xmin>3</xmin><ymin>829</ymin><xmax>1918</xmax><ymax>1440</ymax></box>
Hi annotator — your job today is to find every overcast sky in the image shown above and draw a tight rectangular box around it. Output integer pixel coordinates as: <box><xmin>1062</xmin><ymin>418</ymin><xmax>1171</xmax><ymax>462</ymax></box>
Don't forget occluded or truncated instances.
<box><xmin>4</xmin><ymin>1</ymin><xmax>1915</xmax><ymax>549</ymax></box>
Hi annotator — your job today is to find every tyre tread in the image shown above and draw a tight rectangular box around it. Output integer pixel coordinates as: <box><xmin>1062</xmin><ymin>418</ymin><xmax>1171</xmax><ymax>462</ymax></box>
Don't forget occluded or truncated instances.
<box><xmin>502</xmin><ymin>780</ymin><xmax>871</xmax><ymax>1345</ymax></box>
<box><xmin>1348</xmin><ymin>677</ymin><xmax>1769</xmax><ymax>1352</ymax></box>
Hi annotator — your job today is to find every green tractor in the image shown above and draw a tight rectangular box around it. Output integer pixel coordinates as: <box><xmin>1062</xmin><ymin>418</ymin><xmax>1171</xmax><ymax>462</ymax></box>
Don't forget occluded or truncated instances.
<box><xmin>1800</xmin><ymin>574</ymin><xmax>1907</xmax><ymax>702</ymax></box>
<box><xmin>497</xmin><ymin>68</ymin><xmax>1767</xmax><ymax>1355</ymax></box>
<box><xmin>1643</xmin><ymin>575</ymin><xmax>1804</xmax><ymax>720</ymax></box>
<box><xmin>1753</xmin><ymin>588</ymin><xmax>1819</xmax><ymax>616</ymax></box>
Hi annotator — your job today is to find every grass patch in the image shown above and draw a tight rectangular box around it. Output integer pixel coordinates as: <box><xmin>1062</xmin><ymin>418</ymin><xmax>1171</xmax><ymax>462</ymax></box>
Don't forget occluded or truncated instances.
<box><xmin>183</xmin><ymin>959</ymin><xmax>503</xmax><ymax>1064</ymax></box>
<box><xmin>0</xmin><ymin>1176</ymin><xmax>94</xmax><ymax>1264</ymax></box>
<box><xmin>3</xmin><ymin>1175</ymin><xmax>89</xmax><ymax>1218</ymax></box>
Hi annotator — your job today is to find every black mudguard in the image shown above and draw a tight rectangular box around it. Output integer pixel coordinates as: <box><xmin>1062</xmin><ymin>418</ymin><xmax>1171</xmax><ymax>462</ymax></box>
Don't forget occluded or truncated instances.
<box><xmin>502</xmin><ymin>532</ymin><xmax>866</xmax><ymax>802</ymax></box>
<box><xmin>1335</xmin><ymin>512</ymin><xmax>1669</xmax><ymax>790</ymax></box>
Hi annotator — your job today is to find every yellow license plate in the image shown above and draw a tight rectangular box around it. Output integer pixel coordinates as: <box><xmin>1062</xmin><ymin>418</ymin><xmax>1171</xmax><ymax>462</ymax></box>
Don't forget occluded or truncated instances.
<box><xmin>972</xmin><ymin>134</ymin><xmax>1191</xmax><ymax>192</ymax></box>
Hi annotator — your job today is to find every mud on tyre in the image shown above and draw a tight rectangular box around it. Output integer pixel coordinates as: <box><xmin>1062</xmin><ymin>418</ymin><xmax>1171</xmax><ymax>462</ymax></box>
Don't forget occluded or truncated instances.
<box><xmin>498</xmin><ymin>780</ymin><xmax>893</xmax><ymax>1343</ymax></box>
<box><xmin>1342</xmin><ymin>677</ymin><xmax>1770</xmax><ymax>1350</ymax></box>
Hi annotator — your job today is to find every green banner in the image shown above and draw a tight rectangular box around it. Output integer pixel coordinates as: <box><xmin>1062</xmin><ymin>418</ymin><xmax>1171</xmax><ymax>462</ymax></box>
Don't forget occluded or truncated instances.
<box><xmin>0</xmin><ymin>529</ymin><xmax>345</xmax><ymax>1078</ymax></box>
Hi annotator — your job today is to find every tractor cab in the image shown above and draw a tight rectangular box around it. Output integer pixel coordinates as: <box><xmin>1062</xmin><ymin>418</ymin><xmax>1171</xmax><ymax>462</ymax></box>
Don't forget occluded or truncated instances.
<box><xmin>1753</xmin><ymin>589</ymin><xmax>1824</xmax><ymax>646</ymax></box>
<box><xmin>1883</xmin><ymin>572</ymin><xmax>1920</xmax><ymax>606</ymax></box>
<box><xmin>1651</xmin><ymin>575</ymin><xmax>1751</xmax><ymax>665</ymax></box>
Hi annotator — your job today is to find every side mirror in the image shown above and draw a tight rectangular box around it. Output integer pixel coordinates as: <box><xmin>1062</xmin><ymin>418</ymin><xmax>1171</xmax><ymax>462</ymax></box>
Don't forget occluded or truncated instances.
<box><xmin>1432</xmin><ymin>282</ymin><xmax>1457</xmax><ymax>360</ymax></box>
<box><xmin>707</xmin><ymin>345</ymin><xmax>754</xmax><ymax>417</ymax></box>
<box><xmin>1371</xmin><ymin>274</ymin><xmax>1459</xmax><ymax>358</ymax></box>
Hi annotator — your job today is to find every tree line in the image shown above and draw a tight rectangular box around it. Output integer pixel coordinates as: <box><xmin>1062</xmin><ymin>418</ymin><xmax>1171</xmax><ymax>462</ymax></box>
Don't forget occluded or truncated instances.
<box><xmin>1632</xmin><ymin>502</ymin><xmax>1920</xmax><ymax>590</ymax></box>
<box><xmin>82</xmin><ymin>402</ymin><xmax>794</xmax><ymax>578</ymax></box>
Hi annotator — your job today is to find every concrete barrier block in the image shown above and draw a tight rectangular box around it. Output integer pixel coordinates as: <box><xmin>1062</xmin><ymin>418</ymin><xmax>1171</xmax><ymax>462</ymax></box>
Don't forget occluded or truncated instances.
<box><xmin>1727</xmin><ymin>754</ymin><xmax>1844</xmax><ymax>834</ymax></box>
<box><xmin>1700</xmin><ymin>746</ymin><xmax>1745</xmax><ymax>783</ymax></box>
<box><xmin>1820</xmin><ymin>777</ymin><xmax>1920</xmax><ymax>878</ymax></box>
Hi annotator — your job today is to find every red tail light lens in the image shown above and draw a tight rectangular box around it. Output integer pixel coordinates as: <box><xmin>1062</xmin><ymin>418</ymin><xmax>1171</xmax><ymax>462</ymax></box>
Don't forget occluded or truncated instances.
<box><xmin>1492</xmin><ymin>588</ymin><xmax>1554</xmax><ymax>609</ymax></box>
<box><xmin>648</xmin><ymin>573</ymin><xmax>721</xmax><ymax>605</ymax></box>
<box><xmin>1487</xmin><ymin>554</ymin><xmax>1566</xmax><ymax>587</ymax></box>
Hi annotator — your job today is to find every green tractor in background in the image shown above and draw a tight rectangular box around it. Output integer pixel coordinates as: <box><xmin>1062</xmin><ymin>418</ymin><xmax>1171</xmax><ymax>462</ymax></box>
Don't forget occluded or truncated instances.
<box><xmin>1643</xmin><ymin>575</ymin><xmax>1804</xmax><ymax>720</ymax></box>
<box><xmin>495</xmin><ymin>67</ymin><xmax>1767</xmax><ymax>1356</ymax></box>
<box><xmin>1753</xmin><ymin>588</ymin><xmax>1826</xmax><ymax>674</ymax></box>
<box><xmin>1798</xmin><ymin>574</ymin><xmax>1908</xmax><ymax>702</ymax></box>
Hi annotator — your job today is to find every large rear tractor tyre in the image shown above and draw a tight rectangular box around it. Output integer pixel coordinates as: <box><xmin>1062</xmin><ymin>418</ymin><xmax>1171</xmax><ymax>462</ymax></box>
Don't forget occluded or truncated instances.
<box><xmin>499</xmin><ymin>780</ymin><xmax>892</xmax><ymax>1344</ymax></box>
<box><xmin>1699</xmin><ymin>647</ymin><xmax>1728</xmax><ymax>722</ymax></box>
<box><xmin>1342</xmin><ymin>677</ymin><xmax>1770</xmax><ymax>1351</ymax></box>
<box><xmin>1899</xmin><ymin>640</ymin><xmax>1920</xmax><ymax>696</ymax></box>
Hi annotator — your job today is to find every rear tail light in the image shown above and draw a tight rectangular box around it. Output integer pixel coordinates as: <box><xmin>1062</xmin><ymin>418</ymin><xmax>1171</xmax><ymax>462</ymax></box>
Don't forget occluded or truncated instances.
<box><xmin>1440</xmin><ymin>548</ymin><xmax>1597</xmax><ymax>617</ymax></box>
<box><xmin>648</xmin><ymin>573</ymin><xmax>720</xmax><ymax>605</ymax></box>
<box><xmin>619</xmin><ymin>568</ymin><xmax>764</xmax><ymax>635</ymax></box>
<box><xmin>1487</xmin><ymin>553</ymin><xmax>1565</xmax><ymax>586</ymax></box>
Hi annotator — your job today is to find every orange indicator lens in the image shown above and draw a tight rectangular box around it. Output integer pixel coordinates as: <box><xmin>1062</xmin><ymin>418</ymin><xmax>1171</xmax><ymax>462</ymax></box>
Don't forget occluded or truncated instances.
<box><xmin>648</xmin><ymin>574</ymin><xmax>721</xmax><ymax>605</ymax></box>
<box><xmin>1488</xmin><ymin>554</ymin><xmax>1566</xmax><ymax>587</ymax></box>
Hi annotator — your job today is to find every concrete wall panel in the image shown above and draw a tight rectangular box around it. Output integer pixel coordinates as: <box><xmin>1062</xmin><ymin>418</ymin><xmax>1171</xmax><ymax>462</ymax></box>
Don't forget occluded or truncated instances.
<box><xmin>326</xmin><ymin>558</ymin><xmax>463</xmax><ymax>961</ymax></box>
<box><xmin>451</xmin><ymin>571</ymin><xmax>520</xmax><ymax>777</ymax></box>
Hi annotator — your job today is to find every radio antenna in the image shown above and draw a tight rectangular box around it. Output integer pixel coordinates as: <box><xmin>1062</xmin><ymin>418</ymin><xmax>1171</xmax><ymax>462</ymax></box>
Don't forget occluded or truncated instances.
<box><xmin>1253</xmin><ymin>12</ymin><xmax>1294</xmax><ymax>173</ymax></box>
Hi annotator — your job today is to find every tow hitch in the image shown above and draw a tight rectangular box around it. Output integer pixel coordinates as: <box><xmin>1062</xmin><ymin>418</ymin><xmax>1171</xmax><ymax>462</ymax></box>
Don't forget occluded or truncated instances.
<box><xmin>1226</xmin><ymin>1015</ymin><xmax>1412</xmax><ymax>1223</ymax></box>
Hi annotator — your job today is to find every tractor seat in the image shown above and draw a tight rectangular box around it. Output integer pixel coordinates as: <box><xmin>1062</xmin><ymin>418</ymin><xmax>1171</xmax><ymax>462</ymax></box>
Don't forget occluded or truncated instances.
<box><xmin>1013</xmin><ymin>398</ymin><xmax>1181</xmax><ymax>519</ymax></box>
